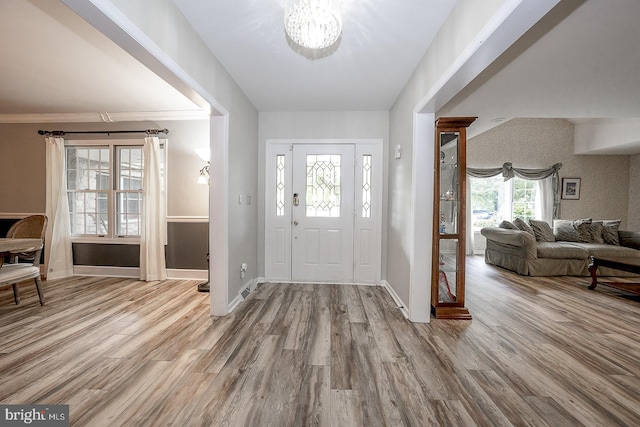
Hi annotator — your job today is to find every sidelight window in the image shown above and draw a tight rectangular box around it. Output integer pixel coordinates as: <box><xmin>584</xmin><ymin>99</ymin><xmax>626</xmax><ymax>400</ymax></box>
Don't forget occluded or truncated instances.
<box><xmin>361</xmin><ymin>154</ymin><xmax>372</xmax><ymax>218</ymax></box>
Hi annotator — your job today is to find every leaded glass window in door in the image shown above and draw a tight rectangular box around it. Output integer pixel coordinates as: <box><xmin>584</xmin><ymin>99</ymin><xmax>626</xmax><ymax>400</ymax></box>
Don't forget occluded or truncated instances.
<box><xmin>305</xmin><ymin>154</ymin><xmax>341</xmax><ymax>217</ymax></box>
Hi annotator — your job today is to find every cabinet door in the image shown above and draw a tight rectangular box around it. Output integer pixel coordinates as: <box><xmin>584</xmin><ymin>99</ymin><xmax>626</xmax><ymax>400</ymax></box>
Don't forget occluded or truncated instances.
<box><xmin>438</xmin><ymin>132</ymin><xmax>459</xmax><ymax>236</ymax></box>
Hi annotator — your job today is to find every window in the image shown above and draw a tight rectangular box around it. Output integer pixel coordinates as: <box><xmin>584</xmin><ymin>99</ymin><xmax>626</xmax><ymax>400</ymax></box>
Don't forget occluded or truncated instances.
<box><xmin>66</xmin><ymin>140</ymin><xmax>164</xmax><ymax>240</ymax></box>
<box><xmin>275</xmin><ymin>154</ymin><xmax>285</xmax><ymax>217</ymax></box>
<box><xmin>470</xmin><ymin>176</ymin><xmax>539</xmax><ymax>230</ymax></box>
<box><xmin>361</xmin><ymin>154</ymin><xmax>372</xmax><ymax>218</ymax></box>
<box><xmin>512</xmin><ymin>178</ymin><xmax>537</xmax><ymax>222</ymax></box>
<box><xmin>305</xmin><ymin>154</ymin><xmax>341</xmax><ymax>218</ymax></box>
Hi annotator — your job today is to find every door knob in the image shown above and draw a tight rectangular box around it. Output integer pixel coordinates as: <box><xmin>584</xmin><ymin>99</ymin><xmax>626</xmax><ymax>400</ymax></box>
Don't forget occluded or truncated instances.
<box><xmin>293</xmin><ymin>220</ymin><xmax>299</xmax><ymax>226</ymax></box>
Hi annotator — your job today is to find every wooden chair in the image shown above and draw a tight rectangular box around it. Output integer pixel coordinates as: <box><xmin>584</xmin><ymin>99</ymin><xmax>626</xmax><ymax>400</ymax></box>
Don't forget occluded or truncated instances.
<box><xmin>1</xmin><ymin>215</ymin><xmax>47</xmax><ymax>305</ymax></box>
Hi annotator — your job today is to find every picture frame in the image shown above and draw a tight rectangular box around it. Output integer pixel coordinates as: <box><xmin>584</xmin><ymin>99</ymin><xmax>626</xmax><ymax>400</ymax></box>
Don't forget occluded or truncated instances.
<box><xmin>561</xmin><ymin>178</ymin><xmax>581</xmax><ymax>200</ymax></box>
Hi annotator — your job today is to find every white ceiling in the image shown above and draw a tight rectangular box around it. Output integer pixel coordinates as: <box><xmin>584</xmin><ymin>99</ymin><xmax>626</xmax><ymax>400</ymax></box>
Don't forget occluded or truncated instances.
<box><xmin>1</xmin><ymin>0</ymin><xmax>639</xmax><ymax>154</ymax></box>
<box><xmin>0</xmin><ymin>0</ymin><xmax>201</xmax><ymax>115</ymax></box>
<box><xmin>439</xmin><ymin>0</ymin><xmax>640</xmax><ymax>146</ymax></box>
<box><xmin>172</xmin><ymin>0</ymin><xmax>457</xmax><ymax>111</ymax></box>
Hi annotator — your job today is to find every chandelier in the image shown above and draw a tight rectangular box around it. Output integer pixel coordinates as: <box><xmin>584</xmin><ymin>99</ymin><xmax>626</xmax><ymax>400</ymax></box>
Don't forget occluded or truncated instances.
<box><xmin>285</xmin><ymin>0</ymin><xmax>342</xmax><ymax>50</ymax></box>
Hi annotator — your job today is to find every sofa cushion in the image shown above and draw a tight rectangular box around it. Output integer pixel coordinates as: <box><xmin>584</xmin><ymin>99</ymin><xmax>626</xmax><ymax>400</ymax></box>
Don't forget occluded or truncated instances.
<box><xmin>553</xmin><ymin>219</ymin><xmax>592</xmax><ymax>243</ymax></box>
<box><xmin>529</xmin><ymin>219</ymin><xmax>555</xmax><ymax>242</ymax></box>
<box><xmin>599</xmin><ymin>219</ymin><xmax>621</xmax><ymax>245</ymax></box>
<box><xmin>513</xmin><ymin>218</ymin><xmax>535</xmax><ymax>237</ymax></box>
<box><xmin>570</xmin><ymin>242</ymin><xmax>639</xmax><ymax>258</ymax></box>
<box><xmin>536</xmin><ymin>242</ymin><xmax>589</xmax><ymax>259</ymax></box>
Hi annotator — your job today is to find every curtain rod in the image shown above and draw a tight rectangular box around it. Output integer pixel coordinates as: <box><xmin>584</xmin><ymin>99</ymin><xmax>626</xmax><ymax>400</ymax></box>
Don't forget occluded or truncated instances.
<box><xmin>37</xmin><ymin>128</ymin><xmax>169</xmax><ymax>136</ymax></box>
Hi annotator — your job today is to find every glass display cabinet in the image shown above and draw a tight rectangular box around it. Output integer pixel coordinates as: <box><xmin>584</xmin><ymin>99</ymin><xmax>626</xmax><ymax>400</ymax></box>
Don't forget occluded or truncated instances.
<box><xmin>431</xmin><ymin>117</ymin><xmax>476</xmax><ymax>319</ymax></box>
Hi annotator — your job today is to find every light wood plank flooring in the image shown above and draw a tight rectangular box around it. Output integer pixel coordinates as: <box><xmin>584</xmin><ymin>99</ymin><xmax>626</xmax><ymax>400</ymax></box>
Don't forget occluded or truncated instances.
<box><xmin>1</xmin><ymin>257</ymin><xmax>640</xmax><ymax>426</ymax></box>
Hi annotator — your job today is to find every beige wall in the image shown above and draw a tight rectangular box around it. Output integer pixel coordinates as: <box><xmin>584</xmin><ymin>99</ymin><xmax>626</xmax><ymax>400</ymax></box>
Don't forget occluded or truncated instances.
<box><xmin>468</xmin><ymin>118</ymin><xmax>631</xmax><ymax>228</ymax></box>
<box><xmin>0</xmin><ymin>123</ymin><xmax>46</xmax><ymax>214</ymax></box>
<box><xmin>0</xmin><ymin>120</ymin><xmax>209</xmax><ymax>217</ymax></box>
<box><xmin>629</xmin><ymin>154</ymin><xmax>640</xmax><ymax>230</ymax></box>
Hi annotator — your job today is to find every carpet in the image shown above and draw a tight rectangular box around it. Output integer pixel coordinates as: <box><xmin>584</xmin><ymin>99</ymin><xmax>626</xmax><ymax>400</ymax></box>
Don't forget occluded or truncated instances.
<box><xmin>598</xmin><ymin>282</ymin><xmax>640</xmax><ymax>302</ymax></box>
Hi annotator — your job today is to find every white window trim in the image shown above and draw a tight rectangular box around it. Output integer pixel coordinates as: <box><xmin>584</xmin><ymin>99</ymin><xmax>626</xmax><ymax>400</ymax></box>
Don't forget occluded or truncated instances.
<box><xmin>66</xmin><ymin>138</ymin><xmax>167</xmax><ymax>245</ymax></box>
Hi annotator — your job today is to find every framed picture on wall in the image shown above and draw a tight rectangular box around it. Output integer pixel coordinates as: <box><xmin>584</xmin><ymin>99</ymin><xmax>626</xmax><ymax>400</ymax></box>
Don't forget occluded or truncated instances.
<box><xmin>561</xmin><ymin>178</ymin><xmax>581</xmax><ymax>200</ymax></box>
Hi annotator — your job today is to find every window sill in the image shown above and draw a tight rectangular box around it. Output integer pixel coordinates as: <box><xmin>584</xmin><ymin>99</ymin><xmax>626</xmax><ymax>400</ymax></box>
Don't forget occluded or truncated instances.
<box><xmin>71</xmin><ymin>237</ymin><xmax>141</xmax><ymax>245</ymax></box>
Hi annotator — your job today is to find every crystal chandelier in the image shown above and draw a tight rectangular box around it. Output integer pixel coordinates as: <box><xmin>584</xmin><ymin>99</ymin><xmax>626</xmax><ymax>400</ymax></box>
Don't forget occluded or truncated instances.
<box><xmin>285</xmin><ymin>0</ymin><xmax>342</xmax><ymax>50</ymax></box>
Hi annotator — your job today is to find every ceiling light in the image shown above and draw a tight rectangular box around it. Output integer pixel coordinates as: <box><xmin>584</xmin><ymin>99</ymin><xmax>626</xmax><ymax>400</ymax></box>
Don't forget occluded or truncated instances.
<box><xmin>285</xmin><ymin>0</ymin><xmax>342</xmax><ymax>50</ymax></box>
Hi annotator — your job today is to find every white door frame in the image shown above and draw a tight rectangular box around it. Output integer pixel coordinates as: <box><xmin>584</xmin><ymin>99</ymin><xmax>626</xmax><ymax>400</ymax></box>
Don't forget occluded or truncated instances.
<box><xmin>265</xmin><ymin>139</ymin><xmax>383</xmax><ymax>284</ymax></box>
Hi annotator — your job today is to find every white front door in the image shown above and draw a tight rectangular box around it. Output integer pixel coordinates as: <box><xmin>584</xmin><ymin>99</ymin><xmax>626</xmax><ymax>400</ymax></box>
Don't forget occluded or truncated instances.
<box><xmin>265</xmin><ymin>139</ymin><xmax>382</xmax><ymax>284</ymax></box>
<box><xmin>291</xmin><ymin>144</ymin><xmax>355</xmax><ymax>282</ymax></box>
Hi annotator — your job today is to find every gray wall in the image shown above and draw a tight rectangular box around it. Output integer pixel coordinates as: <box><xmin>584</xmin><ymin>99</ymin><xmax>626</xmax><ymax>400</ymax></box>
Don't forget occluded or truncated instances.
<box><xmin>67</xmin><ymin>0</ymin><xmax>261</xmax><ymax>301</ymax></box>
<box><xmin>468</xmin><ymin>118</ymin><xmax>631</xmax><ymax>228</ymax></box>
<box><xmin>387</xmin><ymin>0</ymin><xmax>511</xmax><ymax>309</ymax></box>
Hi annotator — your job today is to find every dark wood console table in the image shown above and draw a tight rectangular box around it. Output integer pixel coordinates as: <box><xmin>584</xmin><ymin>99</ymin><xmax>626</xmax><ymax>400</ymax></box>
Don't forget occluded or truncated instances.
<box><xmin>588</xmin><ymin>256</ymin><xmax>640</xmax><ymax>290</ymax></box>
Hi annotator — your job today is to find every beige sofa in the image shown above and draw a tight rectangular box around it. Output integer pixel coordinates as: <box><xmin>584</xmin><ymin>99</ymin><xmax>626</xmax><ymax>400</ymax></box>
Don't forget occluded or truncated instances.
<box><xmin>481</xmin><ymin>221</ymin><xmax>640</xmax><ymax>276</ymax></box>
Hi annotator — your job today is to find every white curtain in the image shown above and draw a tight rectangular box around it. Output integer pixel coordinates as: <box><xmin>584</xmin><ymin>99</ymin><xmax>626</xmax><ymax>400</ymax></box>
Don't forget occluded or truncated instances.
<box><xmin>45</xmin><ymin>137</ymin><xmax>74</xmax><ymax>279</ymax></box>
<box><xmin>140</xmin><ymin>136</ymin><xmax>167</xmax><ymax>281</ymax></box>
<box><xmin>537</xmin><ymin>176</ymin><xmax>554</xmax><ymax>224</ymax></box>
<box><xmin>465</xmin><ymin>176</ymin><xmax>474</xmax><ymax>255</ymax></box>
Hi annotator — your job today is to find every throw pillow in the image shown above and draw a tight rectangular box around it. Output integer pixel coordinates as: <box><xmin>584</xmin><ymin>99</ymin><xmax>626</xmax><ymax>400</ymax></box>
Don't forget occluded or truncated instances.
<box><xmin>588</xmin><ymin>221</ymin><xmax>604</xmax><ymax>244</ymax></box>
<box><xmin>529</xmin><ymin>219</ymin><xmax>555</xmax><ymax>242</ymax></box>
<box><xmin>600</xmin><ymin>219</ymin><xmax>621</xmax><ymax>245</ymax></box>
<box><xmin>513</xmin><ymin>218</ymin><xmax>535</xmax><ymax>237</ymax></box>
<box><xmin>499</xmin><ymin>220</ymin><xmax>518</xmax><ymax>230</ymax></box>
<box><xmin>553</xmin><ymin>218</ymin><xmax>592</xmax><ymax>243</ymax></box>
<box><xmin>573</xmin><ymin>218</ymin><xmax>593</xmax><ymax>242</ymax></box>
<box><xmin>553</xmin><ymin>219</ymin><xmax>577</xmax><ymax>242</ymax></box>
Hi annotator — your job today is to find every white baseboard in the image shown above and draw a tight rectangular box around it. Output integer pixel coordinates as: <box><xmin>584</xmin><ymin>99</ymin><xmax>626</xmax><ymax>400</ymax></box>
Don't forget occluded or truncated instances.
<box><xmin>71</xmin><ymin>266</ymin><xmax>207</xmax><ymax>280</ymax></box>
<box><xmin>167</xmin><ymin>269</ymin><xmax>208</xmax><ymax>280</ymax></box>
<box><xmin>381</xmin><ymin>280</ymin><xmax>409</xmax><ymax>320</ymax></box>
<box><xmin>229</xmin><ymin>277</ymin><xmax>261</xmax><ymax>312</ymax></box>
<box><xmin>229</xmin><ymin>294</ymin><xmax>243</xmax><ymax>313</ymax></box>
<box><xmin>73</xmin><ymin>266</ymin><xmax>139</xmax><ymax>278</ymax></box>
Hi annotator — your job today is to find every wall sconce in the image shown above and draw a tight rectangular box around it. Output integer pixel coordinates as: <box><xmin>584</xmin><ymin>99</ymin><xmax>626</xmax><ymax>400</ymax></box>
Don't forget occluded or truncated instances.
<box><xmin>196</xmin><ymin>146</ymin><xmax>210</xmax><ymax>185</ymax></box>
<box><xmin>198</xmin><ymin>163</ymin><xmax>210</xmax><ymax>185</ymax></box>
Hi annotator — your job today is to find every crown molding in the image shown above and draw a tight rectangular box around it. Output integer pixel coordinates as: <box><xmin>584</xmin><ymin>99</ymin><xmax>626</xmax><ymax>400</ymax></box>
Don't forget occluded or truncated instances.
<box><xmin>0</xmin><ymin>110</ymin><xmax>209</xmax><ymax>124</ymax></box>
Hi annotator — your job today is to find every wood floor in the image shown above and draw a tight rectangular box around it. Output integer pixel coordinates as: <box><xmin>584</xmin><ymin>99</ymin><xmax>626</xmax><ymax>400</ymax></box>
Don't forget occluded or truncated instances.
<box><xmin>1</xmin><ymin>257</ymin><xmax>640</xmax><ymax>426</ymax></box>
